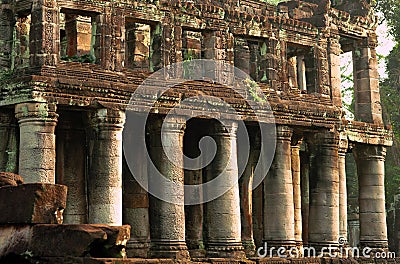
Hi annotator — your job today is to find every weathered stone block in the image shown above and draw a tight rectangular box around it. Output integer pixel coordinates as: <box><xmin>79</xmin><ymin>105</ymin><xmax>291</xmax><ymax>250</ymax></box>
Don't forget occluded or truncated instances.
<box><xmin>0</xmin><ymin>172</ymin><xmax>24</xmax><ymax>187</ymax></box>
<box><xmin>0</xmin><ymin>224</ymin><xmax>130</xmax><ymax>259</ymax></box>
<box><xmin>0</xmin><ymin>183</ymin><xmax>67</xmax><ymax>224</ymax></box>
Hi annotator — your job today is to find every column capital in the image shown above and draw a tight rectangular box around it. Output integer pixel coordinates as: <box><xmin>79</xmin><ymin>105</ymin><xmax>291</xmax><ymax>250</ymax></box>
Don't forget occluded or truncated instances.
<box><xmin>338</xmin><ymin>132</ymin><xmax>348</xmax><ymax>156</ymax></box>
<box><xmin>209</xmin><ymin>120</ymin><xmax>238</xmax><ymax>138</ymax></box>
<box><xmin>15</xmin><ymin>102</ymin><xmax>58</xmax><ymax>123</ymax></box>
<box><xmin>147</xmin><ymin>116</ymin><xmax>186</xmax><ymax>135</ymax></box>
<box><xmin>353</xmin><ymin>144</ymin><xmax>386</xmax><ymax>161</ymax></box>
<box><xmin>88</xmin><ymin>108</ymin><xmax>125</xmax><ymax>129</ymax></box>
<box><xmin>276</xmin><ymin>125</ymin><xmax>292</xmax><ymax>141</ymax></box>
<box><xmin>310</xmin><ymin>131</ymin><xmax>340</xmax><ymax>149</ymax></box>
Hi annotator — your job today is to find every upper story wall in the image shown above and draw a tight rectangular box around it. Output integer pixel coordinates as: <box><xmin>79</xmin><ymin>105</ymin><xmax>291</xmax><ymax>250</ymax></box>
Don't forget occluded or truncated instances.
<box><xmin>0</xmin><ymin>0</ymin><xmax>384</xmax><ymax>124</ymax></box>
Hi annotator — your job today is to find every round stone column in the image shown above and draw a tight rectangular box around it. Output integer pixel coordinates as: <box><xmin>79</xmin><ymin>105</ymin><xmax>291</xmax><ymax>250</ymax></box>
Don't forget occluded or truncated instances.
<box><xmin>88</xmin><ymin>108</ymin><xmax>125</xmax><ymax>225</ymax></box>
<box><xmin>204</xmin><ymin>121</ymin><xmax>245</xmax><ymax>258</ymax></box>
<box><xmin>147</xmin><ymin>117</ymin><xmax>189</xmax><ymax>259</ymax></box>
<box><xmin>291</xmin><ymin>137</ymin><xmax>302</xmax><ymax>247</ymax></box>
<box><xmin>15</xmin><ymin>102</ymin><xmax>58</xmax><ymax>183</ymax></box>
<box><xmin>308</xmin><ymin>132</ymin><xmax>340</xmax><ymax>251</ymax></box>
<box><xmin>338</xmin><ymin>134</ymin><xmax>348</xmax><ymax>242</ymax></box>
<box><xmin>353</xmin><ymin>144</ymin><xmax>388</xmax><ymax>250</ymax></box>
<box><xmin>239</xmin><ymin>127</ymin><xmax>260</xmax><ymax>256</ymax></box>
<box><xmin>263</xmin><ymin>125</ymin><xmax>296</xmax><ymax>249</ymax></box>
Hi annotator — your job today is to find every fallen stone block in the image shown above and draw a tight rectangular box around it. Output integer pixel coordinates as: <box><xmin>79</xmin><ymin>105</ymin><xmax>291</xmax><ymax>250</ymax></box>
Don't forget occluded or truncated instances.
<box><xmin>0</xmin><ymin>183</ymin><xmax>67</xmax><ymax>224</ymax></box>
<box><xmin>0</xmin><ymin>224</ymin><xmax>130</xmax><ymax>260</ymax></box>
<box><xmin>0</xmin><ymin>172</ymin><xmax>24</xmax><ymax>187</ymax></box>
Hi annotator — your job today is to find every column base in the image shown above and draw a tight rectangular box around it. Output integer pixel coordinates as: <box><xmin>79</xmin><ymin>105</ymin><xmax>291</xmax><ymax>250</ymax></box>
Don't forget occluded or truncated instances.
<box><xmin>149</xmin><ymin>241</ymin><xmax>190</xmax><ymax>259</ymax></box>
<box><xmin>307</xmin><ymin>241</ymin><xmax>339</xmax><ymax>257</ymax></box>
<box><xmin>261</xmin><ymin>240</ymin><xmax>298</xmax><ymax>257</ymax></box>
<box><xmin>126</xmin><ymin>239</ymin><xmax>150</xmax><ymax>258</ymax></box>
<box><xmin>206</xmin><ymin>241</ymin><xmax>246</xmax><ymax>258</ymax></box>
<box><xmin>187</xmin><ymin>240</ymin><xmax>206</xmax><ymax>258</ymax></box>
<box><xmin>360</xmin><ymin>240</ymin><xmax>388</xmax><ymax>251</ymax></box>
<box><xmin>242</xmin><ymin>239</ymin><xmax>256</xmax><ymax>257</ymax></box>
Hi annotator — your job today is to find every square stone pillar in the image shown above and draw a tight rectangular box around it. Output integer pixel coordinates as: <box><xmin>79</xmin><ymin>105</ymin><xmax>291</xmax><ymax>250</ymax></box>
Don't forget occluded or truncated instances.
<box><xmin>147</xmin><ymin>117</ymin><xmax>189</xmax><ymax>259</ymax></box>
<box><xmin>353</xmin><ymin>35</ymin><xmax>383</xmax><ymax>124</ymax></box>
<box><xmin>338</xmin><ymin>133</ymin><xmax>348</xmax><ymax>242</ymax></box>
<box><xmin>204</xmin><ymin>121</ymin><xmax>245</xmax><ymax>258</ymax></box>
<box><xmin>87</xmin><ymin>108</ymin><xmax>125</xmax><ymax>225</ymax></box>
<box><xmin>263</xmin><ymin>125</ymin><xmax>296</xmax><ymax>250</ymax></box>
<box><xmin>308</xmin><ymin>132</ymin><xmax>340</xmax><ymax>251</ymax></box>
<box><xmin>353</xmin><ymin>144</ymin><xmax>388</xmax><ymax>250</ymax></box>
<box><xmin>329</xmin><ymin>34</ymin><xmax>342</xmax><ymax>107</ymax></box>
<box><xmin>29</xmin><ymin>0</ymin><xmax>59</xmax><ymax>67</ymax></box>
<box><xmin>315</xmin><ymin>34</ymin><xmax>330</xmax><ymax>96</ymax></box>
<box><xmin>203</xmin><ymin>30</ymin><xmax>234</xmax><ymax>82</ymax></box>
<box><xmin>15</xmin><ymin>102</ymin><xmax>58</xmax><ymax>183</ymax></box>
<box><xmin>0</xmin><ymin>3</ymin><xmax>14</xmax><ymax>72</ymax></box>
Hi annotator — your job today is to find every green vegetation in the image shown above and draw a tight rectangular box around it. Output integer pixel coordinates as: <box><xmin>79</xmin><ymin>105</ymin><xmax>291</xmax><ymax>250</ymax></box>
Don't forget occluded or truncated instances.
<box><xmin>244</xmin><ymin>78</ymin><xmax>267</xmax><ymax>103</ymax></box>
<box><xmin>60</xmin><ymin>54</ymin><xmax>96</xmax><ymax>63</ymax></box>
<box><xmin>376</xmin><ymin>1</ymin><xmax>400</xmax><ymax>204</ymax></box>
<box><xmin>261</xmin><ymin>0</ymin><xmax>284</xmax><ymax>5</ymax></box>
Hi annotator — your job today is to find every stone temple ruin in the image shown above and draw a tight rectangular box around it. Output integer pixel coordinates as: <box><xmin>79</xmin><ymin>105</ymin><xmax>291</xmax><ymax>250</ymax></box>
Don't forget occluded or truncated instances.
<box><xmin>0</xmin><ymin>0</ymin><xmax>395</xmax><ymax>262</ymax></box>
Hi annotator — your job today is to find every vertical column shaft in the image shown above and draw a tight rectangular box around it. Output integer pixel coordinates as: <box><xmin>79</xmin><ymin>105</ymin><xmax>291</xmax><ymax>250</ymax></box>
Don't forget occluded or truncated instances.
<box><xmin>147</xmin><ymin>117</ymin><xmax>189</xmax><ymax>259</ymax></box>
<box><xmin>338</xmin><ymin>135</ymin><xmax>348</xmax><ymax>241</ymax></box>
<box><xmin>15</xmin><ymin>102</ymin><xmax>58</xmax><ymax>183</ymax></box>
<box><xmin>264</xmin><ymin>125</ymin><xmax>295</xmax><ymax>248</ymax></box>
<box><xmin>308</xmin><ymin>132</ymin><xmax>340</xmax><ymax>250</ymax></box>
<box><xmin>88</xmin><ymin>108</ymin><xmax>125</xmax><ymax>225</ymax></box>
<box><xmin>184</xmin><ymin>123</ymin><xmax>204</xmax><ymax>257</ymax></box>
<box><xmin>239</xmin><ymin>128</ymin><xmax>259</xmax><ymax>256</ymax></box>
<box><xmin>288</xmin><ymin>56</ymin><xmax>298</xmax><ymax>89</ymax></box>
<box><xmin>297</xmin><ymin>55</ymin><xmax>307</xmax><ymax>92</ymax></box>
<box><xmin>354</xmin><ymin>144</ymin><xmax>388</xmax><ymax>250</ymax></box>
<box><xmin>300</xmin><ymin>150</ymin><xmax>310</xmax><ymax>245</ymax></box>
<box><xmin>204</xmin><ymin>121</ymin><xmax>244</xmax><ymax>258</ymax></box>
<box><xmin>291</xmin><ymin>138</ymin><xmax>302</xmax><ymax>246</ymax></box>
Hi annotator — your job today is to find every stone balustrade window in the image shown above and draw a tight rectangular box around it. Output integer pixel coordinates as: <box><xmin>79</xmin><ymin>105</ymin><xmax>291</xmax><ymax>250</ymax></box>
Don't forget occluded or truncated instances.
<box><xmin>182</xmin><ymin>30</ymin><xmax>202</xmax><ymax>61</ymax></box>
<box><xmin>60</xmin><ymin>11</ymin><xmax>97</xmax><ymax>63</ymax></box>
<box><xmin>126</xmin><ymin>21</ymin><xmax>151</xmax><ymax>71</ymax></box>
<box><xmin>12</xmin><ymin>14</ymin><xmax>31</xmax><ymax>70</ymax></box>
<box><xmin>125</xmin><ymin>19</ymin><xmax>162</xmax><ymax>72</ymax></box>
<box><xmin>286</xmin><ymin>44</ymin><xmax>315</xmax><ymax>93</ymax></box>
